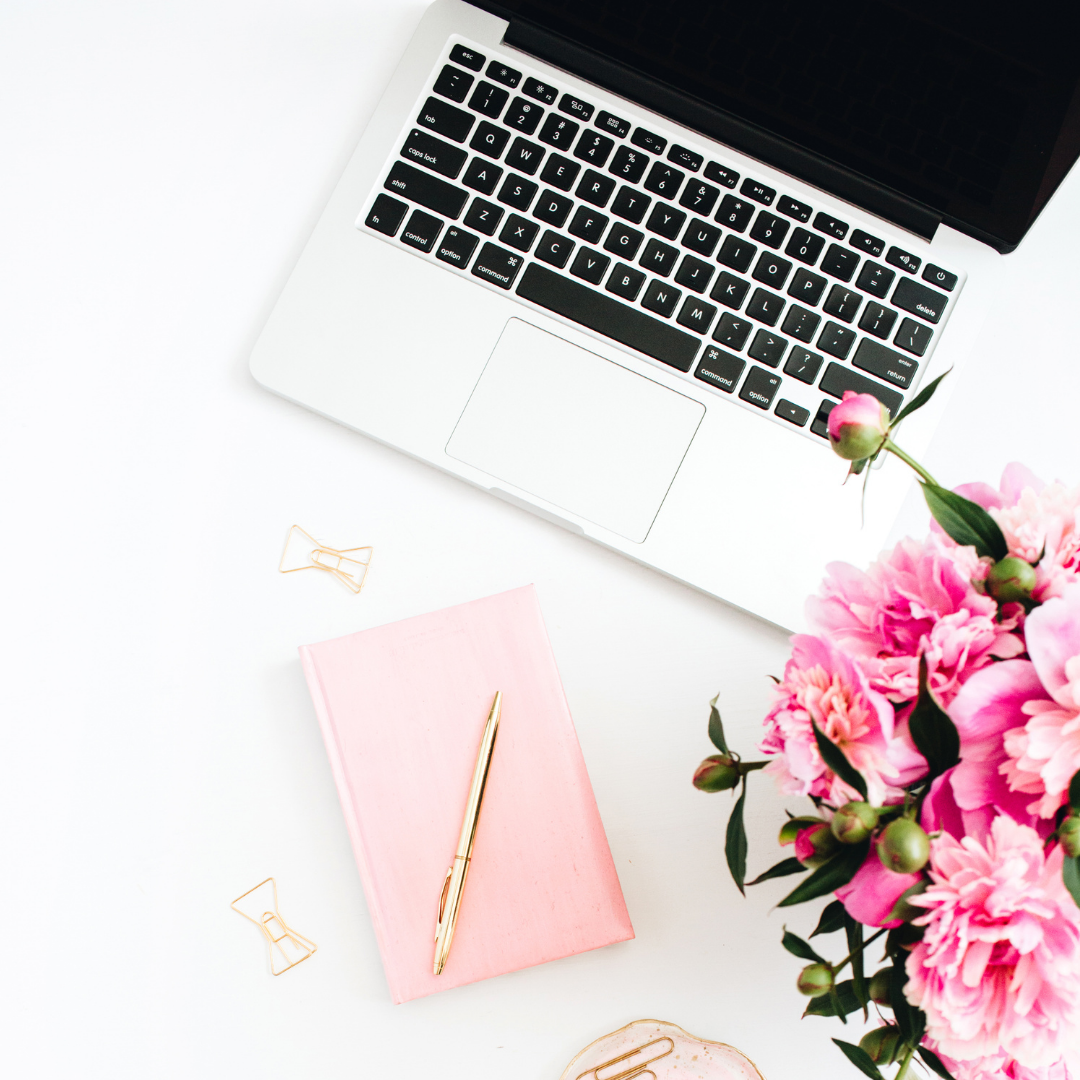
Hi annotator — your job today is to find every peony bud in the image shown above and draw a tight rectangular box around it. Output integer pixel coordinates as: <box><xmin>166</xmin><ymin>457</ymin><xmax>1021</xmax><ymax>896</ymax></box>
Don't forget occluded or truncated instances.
<box><xmin>795</xmin><ymin>822</ymin><xmax>841</xmax><ymax>867</ymax></box>
<box><xmin>693</xmin><ymin>754</ymin><xmax>740</xmax><ymax>792</ymax></box>
<box><xmin>827</xmin><ymin>391</ymin><xmax>890</xmax><ymax>461</ymax></box>
<box><xmin>796</xmin><ymin>963</ymin><xmax>834</xmax><ymax>998</ymax></box>
<box><xmin>859</xmin><ymin>1026</ymin><xmax>901</xmax><ymax>1066</ymax></box>
<box><xmin>986</xmin><ymin>556</ymin><xmax>1038</xmax><ymax>604</ymax></box>
<box><xmin>868</xmin><ymin>968</ymin><xmax>892</xmax><ymax>1006</ymax></box>
<box><xmin>778</xmin><ymin>816</ymin><xmax>824</xmax><ymax>845</ymax></box>
<box><xmin>1060</xmin><ymin>812</ymin><xmax>1080</xmax><ymax>858</ymax></box>
<box><xmin>878</xmin><ymin>818</ymin><xmax>930</xmax><ymax>874</ymax></box>
<box><xmin>830</xmin><ymin>801</ymin><xmax>879</xmax><ymax>845</ymax></box>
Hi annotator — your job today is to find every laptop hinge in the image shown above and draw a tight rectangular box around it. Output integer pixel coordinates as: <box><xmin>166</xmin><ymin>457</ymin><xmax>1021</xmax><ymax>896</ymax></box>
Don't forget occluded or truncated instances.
<box><xmin>502</xmin><ymin>17</ymin><xmax>943</xmax><ymax>243</ymax></box>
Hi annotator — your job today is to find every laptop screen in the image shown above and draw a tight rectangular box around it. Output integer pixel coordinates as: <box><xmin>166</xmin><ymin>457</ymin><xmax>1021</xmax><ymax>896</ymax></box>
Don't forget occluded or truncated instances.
<box><xmin>488</xmin><ymin>0</ymin><xmax>1080</xmax><ymax>251</ymax></box>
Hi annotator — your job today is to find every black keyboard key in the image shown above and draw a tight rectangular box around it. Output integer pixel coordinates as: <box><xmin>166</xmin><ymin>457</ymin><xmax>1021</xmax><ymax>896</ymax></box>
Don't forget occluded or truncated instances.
<box><xmin>576</xmin><ymin>169</ymin><xmax>616</xmax><ymax>207</ymax></box>
<box><xmin>534</xmin><ymin>229</ymin><xmax>575</xmax><ymax>269</ymax></box>
<box><xmin>605</xmin><ymin>262</ymin><xmax>646</xmax><ymax>302</ymax></box>
<box><xmin>788</xmin><ymin>267</ymin><xmax>827</xmax><ymax>306</ymax></box>
<box><xmin>712</xmin><ymin>312</ymin><xmax>752</xmax><ymax>350</ymax></box>
<box><xmin>604</xmin><ymin>222</ymin><xmax>645</xmax><ymax>260</ymax></box>
<box><xmin>435</xmin><ymin>225</ymin><xmax>479</xmax><ymax>268</ymax></box>
<box><xmin>462</xmin><ymin>157</ymin><xmax>502</xmax><ymax>195</ymax></box>
<box><xmin>523</xmin><ymin>77</ymin><xmax>558</xmax><ymax>105</ymax></box>
<box><xmin>784</xmin><ymin>346</ymin><xmax>824</xmax><ymax>385</ymax></box>
<box><xmin>611</xmin><ymin>185</ymin><xmax>651</xmax><ymax>224</ymax></box>
<box><xmin>740</xmin><ymin>366</ymin><xmax>782</xmax><ymax>408</ymax></box>
<box><xmin>821</xmin><ymin>243</ymin><xmax>860</xmax><ymax>282</ymax></box>
<box><xmin>433</xmin><ymin>65</ymin><xmax>473</xmax><ymax>103</ymax></box>
<box><xmin>676</xmin><ymin>296</ymin><xmax>717</xmax><ymax>333</ymax></box>
<box><xmin>518</xmin><ymin>261</ymin><xmax>707</xmax><ymax>373</ymax></box>
<box><xmin>384</xmin><ymin>161</ymin><xmax>468</xmax><ymax>218</ymax></box>
<box><xmin>504</xmin><ymin>137</ymin><xmax>545</xmax><ymax>175</ymax></box>
<box><xmin>923</xmin><ymin>264</ymin><xmax>958</xmax><ymax>291</ymax></box>
<box><xmin>449</xmin><ymin>44</ymin><xmax>485</xmax><ymax>72</ymax></box>
<box><xmin>644</xmin><ymin>162</ymin><xmax>685</xmax><ymax>200</ymax></box>
<box><xmin>695</xmin><ymin>346</ymin><xmax>745</xmax><ymax>392</ymax></box>
<box><xmin>632</xmin><ymin>127</ymin><xmax>666</xmax><ymax>154</ymax></box>
<box><xmin>752</xmin><ymin>252</ymin><xmax>793</xmax><ymax>290</ymax></box>
<box><xmin>704</xmin><ymin>161</ymin><xmax>739</xmax><ymax>188</ymax></box>
<box><xmin>559</xmin><ymin>94</ymin><xmax>593</xmax><ymax>121</ymax></box>
<box><xmin>749</xmin><ymin>211</ymin><xmax>790</xmax><ymax>250</ymax></box>
<box><xmin>674</xmin><ymin>255</ymin><xmax>715</xmax><ymax>293</ymax></box>
<box><xmin>746</xmin><ymin>288</ymin><xmax>785</xmax><ymax>327</ymax></box>
<box><xmin>781</xmin><ymin>305</ymin><xmax>820</xmax><ymax>343</ymax></box>
<box><xmin>537</xmin><ymin>113</ymin><xmax>579</xmax><ymax>149</ymax></box>
<box><xmin>645</xmin><ymin>203</ymin><xmax>687</xmax><ymax>241</ymax></box>
<box><xmin>463</xmin><ymin>197</ymin><xmax>503</xmax><ymax>235</ymax></box>
<box><xmin>850</xmin><ymin>229</ymin><xmax>884</xmax><ymax>257</ymax></box>
<box><xmin>820</xmin><ymin>362</ymin><xmax>903</xmax><ymax>415</ymax></box>
<box><xmin>468</xmin><ymin>81</ymin><xmax>509</xmax><ymax>118</ymax></box>
<box><xmin>642</xmin><ymin>278</ymin><xmax>682</xmax><ymax>317</ymax></box>
<box><xmin>668</xmin><ymin>145</ymin><xmax>703</xmax><ymax>171</ymax></box>
<box><xmin>681</xmin><ymin>218</ymin><xmax>723</xmax><ymax>257</ymax></box>
<box><xmin>853</xmin><ymin>338</ymin><xmax>919</xmax><ymax>389</ymax></box>
<box><xmin>813</xmin><ymin>212</ymin><xmax>848</xmax><ymax>239</ymax></box>
<box><xmin>740</xmin><ymin>178</ymin><xmax>775</xmax><ymax>205</ymax></box>
<box><xmin>887</xmin><ymin>246</ymin><xmax>921</xmax><ymax>274</ymax></box>
<box><xmin>486</xmin><ymin>62</ymin><xmax>521</xmax><ymax>88</ymax></box>
<box><xmin>894</xmin><ymin>317</ymin><xmax>934</xmax><ymax>357</ymax></box>
<box><xmin>679</xmin><ymin>180</ymin><xmax>720</xmax><ymax>217</ymax></box>
<box><xmin>400</xmin><ymin>208</ymin><xmax>443</xmax><ymax>252</ymax></box>
<box><xmin>716</xmin><ymin>235</ymin><xmax>756</xmax><ymax>274</ymax></box>
<box><xmin>469</xmin><ymin>121</ymin><xmax>510</xmax><ymax>159</ymax></box>
<box><xmin>811</xmin><ymin>399</ymin><xmax>836</xmax><ymax>438</ymax></box>
<box><xmin>711</xmin><ymin>271</ymin><xmax>750</xmax><ymax>309</ymax></box>
<box><xmin>401</xmin><ymin>129</ymin><xmax>468</xmax><ymax>178</ymax></box>
<box><xmin>639</xmin><ymin>238</ymin><xmax>679</xmax><ymax>276</ymax></box>
<box><xmin>715</xmin><ymin>195</ymin><xmax>754</xmax><ymax>232</ymax></box>
<box><xmin>539</xmin><ymin>153</ymin><xmax>580</xmax><ymax>191</ymax></box>
<box><xmin>574</xmin><ymin>131</ymin><xmax>615</xmax><ymax>167</ymax></box>
<box><xmin>569</xmin><ymin>247</ymin><xmax>610</xmax><ymax>284</ymax></box>
<box><xmin>785</xmin><ymin>228</ymin><xmax>825</xmax><ymax>266</ymax></box>
<box><xmin>417</xmin><ymin>97</ymin><xmax>475</xmax><ymax>142</ymax></box>
<box><xmin>777</xmin><ymin>195</ymin><xmax>812</xmax><ymax>223</ymax></box>
<box><xmin>596</xmin><ymin>111</ymin><xmax>630</xmax><ymax>138</ymax></box>
<box><xmin>608</xmin><ymin>145</ymin><xmax>650</xmax><ymax>184</ymax></box>
<box><xmin>533</xmin><ymin>189</ymin><xmax>574</xmax><ymax>227</ymax></box>
<box><xmin>748</xmin><ymin>329</ymin><xmax>788</xmax><ymax>368</ymax></box>
<box><xmin>892</xmin><ymin>278</ymin><xmax>948</xmax><ymax>323</ymax></box>
<box><xmin>818</xmin><ymin>321</ymin><xmax>857</xmax><ymax>359</ymax></box>
<box><xmin>859</xmin><ymin>302</ymin><xmax>898</xmax><ymax>339</ymax></box>
<box><xmin>503</xmin><ymin>96</ymin><xmax>544</xmax><ymax>135</ymax></box>
<box><xmin>856</xmin><ymin>261</ymin><xmax>895</xmax><ymax>299</ymax></box>
<box><xmin>568</xmin><ymin>206</ymin><xmax>608</xmax><ymax>244</ymax></box>
<box><xmin>499</xmin><ymin>213</ymin><xmax>539</xmax><ymax>252</ymax></box>
<box><xmin>776</xmin><ymin>399</ymin><xmax>810</xmax><ymax>426</ymax></box>
<box><xmin>472</xmin><ymin>242</ymin><xmax>525</xmax><ymax>289</ymax></box>
<box><xmin>365</xmin><ymin>194</ymin><xmax>408</xmax><ymax>236</ymax></box>
<box><xmin>823</xmin><ymin>285</ymin><xmax>863</xmax><ymax>323</ymax></box>
<box><xmin>496</xmin><ymin>173</ymin><xmax>538</xmax><ymax>211</ymax></box>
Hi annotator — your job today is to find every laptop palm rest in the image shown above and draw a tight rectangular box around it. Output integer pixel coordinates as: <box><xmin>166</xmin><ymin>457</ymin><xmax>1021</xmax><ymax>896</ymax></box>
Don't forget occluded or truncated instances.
<box><xmin>445</xmin><ymin>319</ymin><xmax>705</xmax><ymax>543</ymax></box>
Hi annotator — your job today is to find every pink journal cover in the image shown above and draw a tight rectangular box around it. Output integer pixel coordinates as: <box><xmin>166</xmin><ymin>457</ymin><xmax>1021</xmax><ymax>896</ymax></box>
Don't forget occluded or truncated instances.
<box><xmin>299</xmin><ymin>585</ymin><xmax>634</xmax><ymax>1003</ymax></box>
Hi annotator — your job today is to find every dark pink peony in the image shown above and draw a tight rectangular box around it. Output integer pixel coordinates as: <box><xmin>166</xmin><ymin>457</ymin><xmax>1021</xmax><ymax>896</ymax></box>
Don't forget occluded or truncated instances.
<box><xmin>834</xmin><ymin>842</ymin><xmax>921</xmax><ymax>928</ymax></box>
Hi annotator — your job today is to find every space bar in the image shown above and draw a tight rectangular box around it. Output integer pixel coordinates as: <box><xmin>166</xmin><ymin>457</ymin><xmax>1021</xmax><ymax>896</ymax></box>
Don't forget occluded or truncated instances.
<box><xmin>515</xmin><ymin>263</ymin><xmax>701</xmax><ymax>373</ymax></box>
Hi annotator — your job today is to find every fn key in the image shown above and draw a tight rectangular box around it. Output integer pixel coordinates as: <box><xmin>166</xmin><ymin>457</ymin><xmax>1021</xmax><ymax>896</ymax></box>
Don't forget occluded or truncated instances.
<box><xmin>365</xmin><ymin>194</ymin><xmax>408</xmax><ymax>236</ymax></box>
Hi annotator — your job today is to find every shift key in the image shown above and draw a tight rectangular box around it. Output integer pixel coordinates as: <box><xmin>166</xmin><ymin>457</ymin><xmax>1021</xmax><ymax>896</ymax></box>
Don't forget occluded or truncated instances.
<box><xmin>383</xmin><ymin>161</ymin><xmax>468</xmax><ymax>219</ymax></box>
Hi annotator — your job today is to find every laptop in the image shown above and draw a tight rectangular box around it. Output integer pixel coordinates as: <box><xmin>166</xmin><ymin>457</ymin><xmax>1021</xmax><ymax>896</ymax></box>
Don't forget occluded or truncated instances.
<box><xmin>250</xmin><ymin>0</ymin><xmax>1080</xmax><ymax>629</ymax></box>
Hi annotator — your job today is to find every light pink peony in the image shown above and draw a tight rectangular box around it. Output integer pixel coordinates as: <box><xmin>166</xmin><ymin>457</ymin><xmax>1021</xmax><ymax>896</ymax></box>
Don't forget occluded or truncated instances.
<box><xmin>758</xmin><ymin>635</ymin><xmax>901</xmax><ymax>804</ymax></box>
<box><xmin>834</xmin><ymin>842</ymin><xmax>921</xmax><ymax>927</ymax></box>
<box><xmin>808</xmin><ymin>532</ymin><xmax>1023</xmax><ymax>707</ymax></box>
<box><xmin>905</xmin><ymin>816</ymin><xmax>1080</xmax><ymax>1068</ymax></box>
<box><xmin>932</xmin><ymin>1046</ymin><xmax>1073</xmax><ymax>1080</ymax></box>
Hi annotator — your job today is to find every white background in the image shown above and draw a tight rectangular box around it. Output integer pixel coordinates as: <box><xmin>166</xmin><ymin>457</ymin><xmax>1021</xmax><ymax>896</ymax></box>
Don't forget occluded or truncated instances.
<box><xmin>3</xmin><ymin>2</ymin><xmax>1080</xmax><ymax>1077</ymax></box>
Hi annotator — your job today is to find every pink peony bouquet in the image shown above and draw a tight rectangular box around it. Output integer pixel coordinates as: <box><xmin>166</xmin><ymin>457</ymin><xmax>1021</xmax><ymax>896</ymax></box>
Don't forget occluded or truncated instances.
<box><xmin>693</xmin><ymin>383</ymin><xmax>1080</xmax><ymax>1080</ymax></box>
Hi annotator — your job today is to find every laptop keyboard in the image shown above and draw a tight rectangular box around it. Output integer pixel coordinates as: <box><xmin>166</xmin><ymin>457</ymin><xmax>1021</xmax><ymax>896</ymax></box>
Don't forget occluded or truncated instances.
<box><xmin>359</xmin><ymin>38</ymin><xmax>964</xmax><ymax>441</ymax></box>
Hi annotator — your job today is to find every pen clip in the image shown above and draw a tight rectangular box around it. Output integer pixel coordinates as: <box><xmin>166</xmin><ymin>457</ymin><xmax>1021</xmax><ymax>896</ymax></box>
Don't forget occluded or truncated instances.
<box><xmin>436</xmin><ymin>864</ymin><xmax>453</xmax><ymax>930</ymax></box>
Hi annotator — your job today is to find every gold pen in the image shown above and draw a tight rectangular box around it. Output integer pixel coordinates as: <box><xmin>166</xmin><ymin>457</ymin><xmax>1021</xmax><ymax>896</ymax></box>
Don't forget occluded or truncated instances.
<box><xmin>433</xmin><ymin>690</ymin><xmax>502</xmax><ymax>975</ymax></box>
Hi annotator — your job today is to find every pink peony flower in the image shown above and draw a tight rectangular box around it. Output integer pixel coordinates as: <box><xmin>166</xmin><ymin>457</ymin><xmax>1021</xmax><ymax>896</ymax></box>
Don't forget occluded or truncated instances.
<box><xmin>808</xmin><ymin>532</ymin><xmax>1023</xmax><ymax>707</ymax></box>
<box><xmin>827</xmin><ymin>390</ymin><xmax>890</xmax><ymax>460</ymax></box>
<box><xmin>759</xmin><ymin>635</ymin><xmax>901</xmax><ymax>804</ymax></box>
<box><xmin>932</xmin><ymin>1046</ymin><xmax>1074</xmax><ymax>1080</ymax></box>
<box><xmin>834</xmin><ymin>842</ymin><xmax>921</xmax><ymax>927</ymax></box>
<box><xmin>905</xmin><ymin>816</ymin><xmax>1080</xmax><ymax>1068</ymax></box>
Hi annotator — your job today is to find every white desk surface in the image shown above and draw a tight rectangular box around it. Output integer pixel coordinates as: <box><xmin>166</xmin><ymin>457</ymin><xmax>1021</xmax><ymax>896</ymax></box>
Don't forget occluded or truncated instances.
<box><xmin>4</xmin><ymin>3</ymin><xmax>1080</xmax><ymax>1077</ymax></box>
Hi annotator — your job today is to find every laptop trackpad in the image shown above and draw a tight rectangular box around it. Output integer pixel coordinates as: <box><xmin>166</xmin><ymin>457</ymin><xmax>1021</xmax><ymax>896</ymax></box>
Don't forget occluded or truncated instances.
<box><xmin>445</xmin><ymin>319</ymin><xmax>705</xmax><ymax>543</ymax></box>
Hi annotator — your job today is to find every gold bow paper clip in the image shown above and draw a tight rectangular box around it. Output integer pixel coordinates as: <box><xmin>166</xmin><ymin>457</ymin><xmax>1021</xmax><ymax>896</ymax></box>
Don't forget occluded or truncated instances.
<box><xmin>231</xmin><ymin>878</ymin><xmax>317</xmax><ymax>976</ymax></box>
<box><xmin>278</xmin><ymin>525</ymin><xmax>372</xmax><ymax>594</ymax></box>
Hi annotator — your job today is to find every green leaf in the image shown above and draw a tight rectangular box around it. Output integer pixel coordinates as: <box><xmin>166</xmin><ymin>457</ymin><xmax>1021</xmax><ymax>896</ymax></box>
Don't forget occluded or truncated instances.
<box><xmin>1063</xmin><ymin>854</ymin><xmax>1080</xmax><ymax>909</ymax></box>
<box><xmin>810</xmin><ymin>899</ymin><xmax>847</xmax><ymax>937</ymax></box>
<box><xmin>803</xmin><ymin>979</ymin><xmax>862</xmax><ymax>1017</ymax></box>
<box><xmin>892</xmin><ymin>369</ymin><xmax>950</xmax><ymax>426</ymax></box>
<box><xmin>918</xmin><ymin>1046</ymin><xmax>956</xmax><ymax>1080</ymax></box>
<box><xmin>908</xmin><ymin>655</ymin><xmax>961</xmax><ymax>779</ymax></box>
<box><xmin>725</xmin><ymin>781</ymin><xmax>748</xmax><ymax>896</ymax></box>
<box><xmin>921</xmin><ymin>483</ymin><xmax>1008</xmax><ymax>560</ymax></box>
<box><xmin>811</xmin><ymin>719</ymin><xmax>868</xmax><ymax>800</ymax></box>
<box><xmin>781</xmin><ymin>928</ymin><xmax>825</xmax><ymax>963</ymax></box>
<box><xmin>846</xmin><ymin>914</ymin><xmax>868</xmax><ymax>1014</ymax></box>
<box><xmin>889</xmin><ymin>960</ymin><xmax>926</xmax><ymax>1044</ymax></box>
<box><xmin>832</xmin><ymin>1039</ymin><xmax>885</xmax><ymax>1080</ymax></box>
<box><xmin>708</xmin><ymin>693</ymin><xmax>729</xmax><ymax>754</ymax></box>
<box><xmin>1069</xmin><ymin>769</ymin><xmax>1080</xmax><ymax>811</ymax></box>
<box><xmin>886</xmin><ymin>880</ymin><xmax>928</xmax><ymax>923</ymax></box>
<box><xmin>778</xmin><ymin>841</ymin><xmax>869</xmax><ymax>908</ymax></box>
<box><xmin>746</xmin><ymin>857</ymin><xmax>806</xmax><ymax>886</ymax></box>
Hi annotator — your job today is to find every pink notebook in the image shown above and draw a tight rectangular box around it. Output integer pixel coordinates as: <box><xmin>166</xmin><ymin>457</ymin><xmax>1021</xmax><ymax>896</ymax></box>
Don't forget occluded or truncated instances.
<box><xmin>299</xmin><ymin>585</ymin><xmax>634</xmax><ymax>1002</ymax></box>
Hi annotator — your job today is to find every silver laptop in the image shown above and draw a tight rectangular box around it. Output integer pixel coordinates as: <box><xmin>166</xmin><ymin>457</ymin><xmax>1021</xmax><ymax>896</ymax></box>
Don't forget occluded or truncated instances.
<box><xmin>250</xmin><ymin>0</ymin><xmax>1080</xmax><ymax>629</ymax></box>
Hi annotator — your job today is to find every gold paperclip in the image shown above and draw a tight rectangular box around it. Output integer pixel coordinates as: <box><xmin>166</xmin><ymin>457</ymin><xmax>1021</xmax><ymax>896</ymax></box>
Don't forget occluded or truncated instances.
<box><xmin>231</xmin><ymin>878</ymin><xmax>317</xmax><ymax>975</ymax></box>
<box><xmin>576</xmin><ymin>1037</ymin><xmax>674</xmax><ymax>1080</ymax></box>
<box><xmin>278</xmin><ymin>525</ymin><xmax>372</xmax><ymax>594</ymax></box>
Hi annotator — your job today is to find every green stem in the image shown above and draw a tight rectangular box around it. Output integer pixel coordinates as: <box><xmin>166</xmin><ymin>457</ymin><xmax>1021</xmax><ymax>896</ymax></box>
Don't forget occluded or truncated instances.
<box><xmin>882</xmin><ymin>439</ymin><xmax>940</xmax><ymax>488</ymax></box>
<box><xmin>894</xmin><ymin>1043</ymin><xmax>916</xmax><ymax>1080</ymax></box>
<box><xmin>831</xmin><ymin>926</ymin><xmax>888</xmax><ymax>976</ymax></box>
